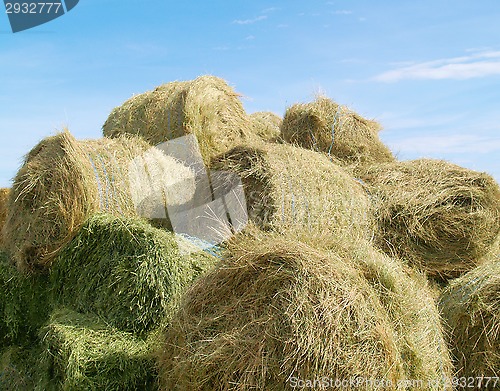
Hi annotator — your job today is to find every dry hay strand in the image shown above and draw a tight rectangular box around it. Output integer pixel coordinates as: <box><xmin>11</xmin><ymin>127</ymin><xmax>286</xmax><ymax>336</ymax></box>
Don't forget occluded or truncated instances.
<box><xmin>157</xmin><ymin>233</ymin><xmax>452</xmax><ymax>390</ymax></box>
<box><xmin>103</xmin><ymin>75</ymin><xmax>254</xmax><ymax>165</ymax></box>
<box><xmin>2</xmin><ymin>130</ymin><xmax>194</xmax><ymax>272</ymax></box>
<box><xmin>212</xmin><ymin>142</ymin><xmax>373</xmax><ymax>248</ymax></box>
<box><xmin>280</xmin><ymin>96</ymin><xmax>395</xmax><ymax>165</ymax></box>
<box><xmin>0</xmin><ymin>188</ymin><xmax>10</xmax><ymax>245</ymax></box>
<box><xmin>357</xmin><ymin>159</ymin><xmax>500</xmax><ymax>278</ymax></box>
<box><xmin>50</xmin><ymin>214</ymin><xmax>218</xmax><ymax>335</ymax></box>
<box><xmin>439</xmin><ymin>255</ymin><xmax>500</xmax><ymax>382</ymax></box>
<box><xmin>249</xmin><ymin>111</ymin><xmax>282</xmax><ymax>142</ymax></box>
<box><xmin>39</xmin><ymin>308</ymin><xmax>157</xmax><ymax>390</ymax></box>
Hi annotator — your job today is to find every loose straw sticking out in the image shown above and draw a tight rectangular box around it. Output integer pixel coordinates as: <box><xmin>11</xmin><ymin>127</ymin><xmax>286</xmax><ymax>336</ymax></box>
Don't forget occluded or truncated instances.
<box><xmin>281</xmin><ymin>96</ymin><xmax>395</xmax><ymax>166</ymax></box>
<box><xmin>357</xmin><ymin>159</ymin><xmax>500</xmax><ymax>278</ymax></box>
<box><xmin>103</xmin><ymin>75</ymin><xmax>254</xmax><ymax>165</ymax></box>
<box><xmin>3</xmin><ymin>130</ymin><xmax>196</xmax><ymax>272</ymax></box>
<box><xmin>157</xmin><ymin>232</ymin><xmax>452</xmax><ymax>390</ymax></box>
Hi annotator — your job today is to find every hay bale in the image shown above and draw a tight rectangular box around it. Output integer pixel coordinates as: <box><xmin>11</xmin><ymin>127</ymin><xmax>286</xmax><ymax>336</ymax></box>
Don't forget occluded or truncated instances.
<box><xmin>50</xmin><ymin>214</ymin><xmax>218</xmax><ymax>335</ymax></box>
<box><xmin>2</xmin><ymin>130</ymin><xmax>195</xmax><ymax>272</ymax></box>
<box><xmin>357</xmin><ymin>159</ymin><xmax>500</xmax><ymax>278</ymax></box>
<box><xmin>212</xmin><ymin>143</ymin><xmax>373</xmax><ymax>247</ymax></box>
<box><xmin>103</xmin><ymin>75</ymin><xmax>253</xmax><ymax>164</ymax></box>
<box><xmin>249</xmin><ymin>111</ymin><xmax>282</xmax><ymax>142</ymax></box>
<box><xmin>0</xmin><ymin>251</ymin><xmax>49</xmax><ymax>347</ymax></box>
<box><xmin>280</xmin><ymin>96</ymin><xmax>395</xmax><ymax>165</ymax></box>
<box><xmin>157</xmin><ymin>233</ymin><xmax>452</xmax><ymax>390</ymax></box>
<box><xmin>439</xmin><ymin>256</ymin><xmax>500</xmax><ymax>380</ymax></box>
<box><xmin>39</xmin><ymin>308</ymin><xmax>157</xmax><ymax>390</ymax></box>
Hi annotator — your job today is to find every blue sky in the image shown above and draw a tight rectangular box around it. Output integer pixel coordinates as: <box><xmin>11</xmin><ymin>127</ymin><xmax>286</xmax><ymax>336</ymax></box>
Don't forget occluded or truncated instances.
<box><xmin>1</xmin><ymin>0</ymin><xmax>499</xmax><ymax>187</ymax></box>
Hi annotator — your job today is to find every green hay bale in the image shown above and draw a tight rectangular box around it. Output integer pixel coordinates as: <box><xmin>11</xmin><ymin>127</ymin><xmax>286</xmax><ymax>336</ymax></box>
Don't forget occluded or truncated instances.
<box><xmin>249</xmin><ymin>111</ymin><xmax>282</xmax><ymax>142</ymax></box>
<box><xmin>50</xmin><ymin>214</ymin><xmax>218</xmax><ymax>335</ymax></box>
<box><xmin>39</xmin><ymin>308</ymin><xmax>158</xmax><ymax>391</ymax></box>
<box><xmin>280</xmin><ymin>96</ymin><xmax>395</xmax><ymax>165</ymax></box>
<box><xmin>157</xmin><ymin>233</ymin><xmax>452</xmax><ymax>390</ymax></box>
<box><xmin>2</xmin><ymin>130</ymin><xmax>194</xmax><ymax>272</ymax></box>
<box><xmin>212</xmin><ymin>142</ymin><xmax>373</xmax><ymax>248</ymax></box>
<box><xmin>0</xmin><ymin>346</ymin><xmax>43</xmax><ymax>391</ymax></box>
<box><xmin>0</xmin><ymin>252</ymin><xmax>49</xmax><ymax>348</ymax></box>
<box><xmin>357</xmin><ymin>159</ymin><xmax>500</xmax><ymax>278</ymax></box>
<box><xmin>439</xmin><ymin>256</ymin><xmax>500</xmax><ymax>380</ymax></box>
<box><xmin>102</xmin><ymin>75</ymin><xmax>254</xmax><ymax>165</ymax></box>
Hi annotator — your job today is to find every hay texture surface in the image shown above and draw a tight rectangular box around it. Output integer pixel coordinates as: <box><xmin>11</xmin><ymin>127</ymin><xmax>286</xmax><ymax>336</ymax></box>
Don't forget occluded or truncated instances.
<box><xmin>158</xmin><ymin>234</ymin><xmax>452</xmax><ymax>390</ymax></box>
<box><xmin>0</xmin><ymin>251</ymin><xmax>49</xmax><ymax>348</ymax></box>
<box><xmin>212</xmin><ymin>143</ymin><xmax>373</xmax><ymax>248</ymax></box>
<box><xmin>39</xmin><ymin>308</ymin><xmax>157</xmax><ymax>391</ymax></box>
<box><xmin>249</xmin><ymin>111</ymin><xmax>282</xmax><ymax>142</ymax></box>
<box><xmin>2</xmin><ymin>130</ymin><xmax>194</xmax><ymax>272</ymax></box>
<box><xmin>50</xmin><ymin>214</ymin><xmax>218</xmax><ymax>335</ymax></box>
<box><xmin>357</xmin><ymin>159</ymin><xmax>500</xmax><ymax>277</ymax></box>
<box><xmin>281</xmin><ymin>97</ymin><xmax>394</xmax><ymax>165</ymax></box>
<box><xmin>439</xmin><ymin>257</ymin><xmax>500</xmax><ymax>380</ymax></box>
<box><xmin>0</xmin><ymin>188</ymin><xmax>9</xmax><ymax>244</ymax></box>
<box><xmin>103</xmin><ymin>75</ymin><xmax>253</xmax><ymax>164</ymax></box>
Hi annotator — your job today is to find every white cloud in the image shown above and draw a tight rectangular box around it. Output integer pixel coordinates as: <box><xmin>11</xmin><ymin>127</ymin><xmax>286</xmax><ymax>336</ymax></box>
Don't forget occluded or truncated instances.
<box><xmin>245</xmin><ymin>35</ymin><xmax>255</xmax><ymax>41</ymax></box>
<box><xmin>333</xmin><ymin>10</ymin><xmax>352</xmax><ymax>15</ymax></box>
<box><xmin>232</xmin><ymin>15</ymin><xmax>267</xmax><ymax>25</ymax></box>
<box><xmin>374</xmin><ymin>50</ymin><xmax>500</xmax><ymax>82</ymax></box>
<box><xmin>389</xmin><ymin>134</ymin><xmax>500</xmax><ymax>155</ymax></box>
<box><xmin>262</xmin><ymin>7</ymin><xmax>278</xmax><ymax>13</ymax></box>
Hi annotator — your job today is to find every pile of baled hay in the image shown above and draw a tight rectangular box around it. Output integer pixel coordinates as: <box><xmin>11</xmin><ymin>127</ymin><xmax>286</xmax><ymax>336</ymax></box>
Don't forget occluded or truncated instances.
<box><xmin>249</xmin><ymin>111</ymin><xmax>282</xmax><ymax>142</ymax></box>
<box><xmin>39</xmin><ymin>308</ymin><xmax>157</xmax><ymax>390</ymax></box>
<box><xmin>356</xmin><ymin>159</ymin><xmax>500</xmax><ymax>278</ymax></box>
<box><xmin>2</xmin><ymin>130</ymin><xmax>195</xmax><ymax>272</ymax></box>
<box><xmin>212</xmin><ymin>142</ymin><xmax>373</xmax><ymax>247</ymax></box>
<box><xmin>439</xmin><ymin>255</ymin><xmax>500</xmax><ymax>381</ymax></box>
<box><xmin>0</xmin><ymin>188</ymin><xmax>9</xmax><ymax>244</ymax></box>
<box><xmin>280</xmin><ymin>96</ymin><xmax>394</xmax><ymax>166</ymax></box>
<box><xmin>50</xmin><ymin>214</ymin><xmax>218</xmax><ymax>335</ymax></box>
<box><xmin>157</xmin><ymin>233</ymin><xmax>452</xmax><ymax>390</ymax></box>
<box><xmin>103</xmin><ymin>75</ymin><xmax>253</xmax><ymax>164</ymax></box>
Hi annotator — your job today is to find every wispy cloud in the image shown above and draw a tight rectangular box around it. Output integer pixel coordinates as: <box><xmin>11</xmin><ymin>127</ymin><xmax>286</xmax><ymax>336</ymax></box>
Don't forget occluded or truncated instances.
<box><xmin>389</xmin><ymin>134</ymin><xmax>500</xmax><ymax>154</ymax></box>
<box><xmin>374</xmin><ymin>50</ymin><xmax>500</xmax><ymax>82</ymax></box>
<box><xmin>262</xmin><ymin>7</ymin><xmax>279</xmax><ymax>13</ymax></box>
<box><xmin>232</xmin><ymin>15</ymin><xmax>268</xmax><ymax>25</ymax></box>
<box><xmin>333</xmin><ymin>10</ymin><xmax>352</xmax><ymax>15</ymax></box>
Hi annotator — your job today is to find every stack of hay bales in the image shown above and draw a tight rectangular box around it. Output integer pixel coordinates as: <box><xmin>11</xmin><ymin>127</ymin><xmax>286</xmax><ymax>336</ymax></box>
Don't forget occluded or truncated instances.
<box><xmin>158</xmin><ymin>233</ymin><xmax>452</xmax><ymax>390</ymax></box>
<box><xmin>103</xmin><ymin>75</ymin><xmax>254</xmax><ymax>165</ymax></box>
<box><xmin>249</xmin><ymin>111</ymin><xmax>282</xmax><ymax>142</ymax></box>
<box><xmin>212</xmin><ymin>142</ymin><xmax>374</xmax><ymax>247</ymax></box>
<box><xmin>1</xmin><ymin>214</ymin><xmax>218</xmax><ymax>389</ymax></box>
<box><xmin>439</xmin><ymin>254</ymin><xmax>500</xmax><ymax>382</ymax></box>
<box><xmin>1</xmin><ymin>130</ymin><xmax>195</xmax><ymax>272</ymax></box>
<box><xmin>356</xmin><ymin>159</ymin><xmax>500</xmax><ymax>278</ymax></box>
<box><xmin>280</xmin><ymin>96</ymin><xmax>394</xmax><ymax>166</ymax></box>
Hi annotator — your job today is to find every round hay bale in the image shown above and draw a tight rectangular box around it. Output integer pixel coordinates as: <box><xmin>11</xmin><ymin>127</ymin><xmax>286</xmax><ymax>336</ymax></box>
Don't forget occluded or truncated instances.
<box><xmin>439</xmin><ymin>256</ymin><xmax>500</xmax><ymax>381</ymax></box>
<box><xmin>0</xmin><ymin>188</ymin><xmax>10</xmax><ymax>245</ymax></box>
<box><xmin>249</xmin><ymin>111</ymin><xmax>282</xmax><ymax>142</ymax></box>
<box><xmin>212</xmin><ymin>143</ymin><xmax>374</xmax><ymax>248</ymax></box>
<box><xmin>2</xmin><ymin>130</ymin><xmax>195</xmax><ymax>272</ymax></box>
<box><xmin>357</xmin><ymin>159</ymin><xmax>500</xmax><ymax>278</ymax></box>
<box><xmin>157</xmin><ymin>234</ymin><xmax>452</xmax><ymax>390</ymax></box>
<box><xmin>50</xmin><ymin>214</ymin><xmax>218</xmax><ymax>335</ymax></box>
<box><xmin>280</xmin><ymin>96</ymin><xmax>395</xmax><ymax>165</ymax></box>
<box><xmin>102</xmin><ymin>75</ymin><xmax>254</xmax><ymax>164</ymax></box>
